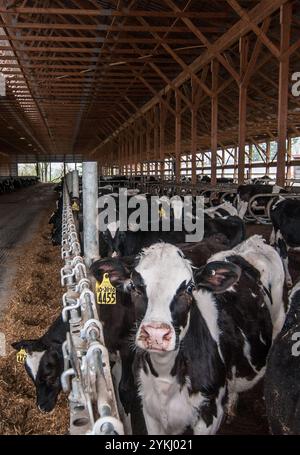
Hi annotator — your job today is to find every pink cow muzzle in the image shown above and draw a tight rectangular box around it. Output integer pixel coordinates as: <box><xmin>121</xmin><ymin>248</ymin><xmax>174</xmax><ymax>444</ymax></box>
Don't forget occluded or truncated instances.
<box><xmin>137</xmin><ymin>322</ymin><xmax>174</xmax><ymax>352</ymax></box>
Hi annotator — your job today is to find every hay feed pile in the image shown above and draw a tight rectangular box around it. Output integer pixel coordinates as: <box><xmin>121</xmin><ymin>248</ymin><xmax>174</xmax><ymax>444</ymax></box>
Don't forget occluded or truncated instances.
<box><xmin>0</xmin><ymin>210</ymin><xmax>69</xmax><ymax>435</ymax></box>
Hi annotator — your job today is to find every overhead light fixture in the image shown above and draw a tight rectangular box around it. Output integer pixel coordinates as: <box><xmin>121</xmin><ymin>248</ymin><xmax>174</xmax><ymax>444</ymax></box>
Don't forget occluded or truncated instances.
<box><xmin>19</xmin><ymin>137</ymin><xmax>25</xmax><ymax>140</ymax></box>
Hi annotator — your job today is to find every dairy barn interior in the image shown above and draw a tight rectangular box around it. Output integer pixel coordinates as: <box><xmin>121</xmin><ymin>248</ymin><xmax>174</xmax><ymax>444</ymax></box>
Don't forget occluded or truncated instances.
<box><xmin>0</xmin><ymin>0</ymin><xmax>300</xmax><ymax>438</ymax></box>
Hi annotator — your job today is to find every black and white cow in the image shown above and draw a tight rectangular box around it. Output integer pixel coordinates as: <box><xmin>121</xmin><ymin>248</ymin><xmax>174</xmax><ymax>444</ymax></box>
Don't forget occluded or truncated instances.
<box><xmin>12</xmin><ymin>316</ymin><xmax>68</xmax><ymax>413</ymax></box>
<box><xmin>198</xmin><ymin>176</ymin><xmax>234</xmax><ymax>184</ymax></box>
<box><xmin>12</xmin><ymin>305</ymin><xmax>138</xmax><ymax>419</ymax></box>
<box><xmin>264</xmin><ymin>279</ymin><xmax>300</xmax><ymax>434</ymax></box>
<box><xmin>49</xmin><ymin>195</ymin><xmax>63</xmax><ymax>246</ymax></box>
<box><xmin>236</xmin><ymin>183</ymin><xmax>286</xmax><ymax>219</ymax></box>
<box><xmin>95</xmin><ymin>236</ymin><xmax>285</xmax><ymax>434</ymax></box>
<box><xmin>204</xmin><ymin>201</ymin><xmax>238</xmax><ymax>219</ymax></box>
<box><xmin>270</xmin><ymin>197</ymin><xmax>300</xmax><ymax>287</ymax></box>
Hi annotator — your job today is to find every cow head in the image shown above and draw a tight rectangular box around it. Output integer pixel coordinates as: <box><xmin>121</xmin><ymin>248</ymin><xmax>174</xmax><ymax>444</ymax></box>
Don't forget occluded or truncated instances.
<box><xmin>91</xmin><ymin>244</ymin><xmax>243</xmax><ymax>356</ymax></box>
<box><xmin>91</xmin><ymin>243</ymin><xmax>195</xmax><ymax>353</ymax></box>
<box><xmin>12</xmin><ymin>339</ymin><xmax>63</xmax><ymax>413</ymax></box>
<box><xmin>99</xmin><ymin>221</ymin><xmax>127</xmax><ymax>257</ymax></box>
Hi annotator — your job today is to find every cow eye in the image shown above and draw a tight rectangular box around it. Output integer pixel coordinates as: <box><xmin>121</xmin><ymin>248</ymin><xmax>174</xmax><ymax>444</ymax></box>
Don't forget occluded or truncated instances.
<box><xmin>128</xmin><ymin>281</ymin><xmax>136</xmax><ymax>291</ymax></box>
<box><xmin>186</xmin><ymin>283</ymin><xmax>195</xmax><ymax>294</ymax></box>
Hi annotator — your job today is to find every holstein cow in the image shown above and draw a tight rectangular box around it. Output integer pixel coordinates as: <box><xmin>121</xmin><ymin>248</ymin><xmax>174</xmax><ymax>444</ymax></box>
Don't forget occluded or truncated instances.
<box><xmin>236</xmin><ymin>183</ymin><xmax>287</xmax><ymax>219</ymax></box>
<box><xmin>12</xmin><ymin>306</ymin><xmax>138</xmax><ymax>419</ymax></box>
<box><xmin>99</xmin><ymin>215</ymin><xmax>244</xmax><ymax>258</ymax></box>
<box><xmin>49</xmin><ymin>195</ymin><xmax>63</xmax><ymax>246</ymax></box>
<box><xmin>95</xmin><ymin>236</ymin><xmax>285</xmax><ymax>435</ymax></box>
<box><xmin>99</xmin><ymin>194</ymin><xmax>245</xmax><ymax>258</ymax></box>
<box><xmin>12</xmin><ymin>316</ymin><xmax>68</xmax><ymax>412</ymax></box>
<box><xmin>204</xmin><ymin>201</ymin><xmax>238</xmax><ymax>219</ymax></box>
<box><xmin>270</xmin><ymin>197</ymin><xmax>300</xmax><ymax>287</ymax></box>
<box><xmin>264</xmin><ymin>279</ymin><xmax>300</xmax><ymax>434</ymax></box>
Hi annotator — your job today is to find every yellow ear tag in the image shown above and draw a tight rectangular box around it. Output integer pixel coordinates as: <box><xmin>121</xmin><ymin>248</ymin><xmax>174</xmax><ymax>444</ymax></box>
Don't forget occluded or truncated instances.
<box><xmin>96</xmin><ymin>273</ymin><xmax>117</xmax><ymax>305</ymax></box>
<box><xmin>16</xmin><ymin>348</ymin><xmax>27</xmax><ymax>364</ymax></box>
<box><xmin>159</xmin><ymin>207</ymin><xmax>166</xmax><ymax>219</ymax></box>
<box><xmin>72</xmin><ymin>201</ymin><xmax>80</xmax><ymax>212</ymax></box>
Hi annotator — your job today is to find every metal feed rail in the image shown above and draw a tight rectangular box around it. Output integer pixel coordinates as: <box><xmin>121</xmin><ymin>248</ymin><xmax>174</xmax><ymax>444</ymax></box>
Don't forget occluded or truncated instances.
<box><xmin>246</xmin><ymin>193</ymin><xmax>300</xmax><ymax>224</ymax></box>
<box><xmin>60</xmin><ymin>177</ymin><xmax>124</xmax><ymax>436</ymax></box>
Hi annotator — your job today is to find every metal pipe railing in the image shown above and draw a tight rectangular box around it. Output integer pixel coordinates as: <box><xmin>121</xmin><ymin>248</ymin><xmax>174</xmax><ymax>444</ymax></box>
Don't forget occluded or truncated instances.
<box><xmin>60</xmin><ymin>173</ymin><xmax>124</xmax><ymax>436</ymax></box>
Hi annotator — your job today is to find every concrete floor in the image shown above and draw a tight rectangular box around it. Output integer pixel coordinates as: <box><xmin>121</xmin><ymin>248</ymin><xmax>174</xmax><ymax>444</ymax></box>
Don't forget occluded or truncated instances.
<box><xmin>0</xmin><ymin>184</ymin><xmax>55</xmax><ymax>319</ymax></box>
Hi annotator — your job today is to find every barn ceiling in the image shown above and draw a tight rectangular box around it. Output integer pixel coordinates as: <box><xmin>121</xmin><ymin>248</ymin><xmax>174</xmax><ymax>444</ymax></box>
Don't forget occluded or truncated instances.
<box><xmin>0</xmin><ymin>0</ymin><xmax>299</xmax><ymax>159</ymax></box>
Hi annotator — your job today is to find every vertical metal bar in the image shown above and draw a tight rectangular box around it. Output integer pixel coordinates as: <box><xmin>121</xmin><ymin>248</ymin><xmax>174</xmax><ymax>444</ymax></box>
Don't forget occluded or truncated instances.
<box><xmin>72</xmin><ymin>169</ymin><xmax>79</xmax><ymax>199</ymax></box>
<box><xmin>82</xmin><ymin>162</ymin><xmax>99</xmax><ymax>266</ymax></box>
<box><xmin>66</xmin><ymin>172</ymin><xmax>73</xmax><ymax>194</ymax></box>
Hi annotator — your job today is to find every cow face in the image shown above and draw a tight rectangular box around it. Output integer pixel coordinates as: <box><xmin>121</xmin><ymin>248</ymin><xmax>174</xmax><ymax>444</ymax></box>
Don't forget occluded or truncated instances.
<box><xmin>133</xmin><ymin>244</ymin><xmax>195</xmax><ymax>352</ymax></box>
<box><xmin>100</xmin><ymin>222</ymin><xmax>127</xmax><ymax>257</ymax></box>
<box><xmin>91</xmin><ymin>243</ymin><xmax>195</xmax><ymax>353</ymax></box>
<box><xmin>12</xmin><ymin>340</ymin><xmax>63</xmax><ymax>413</ymax></box>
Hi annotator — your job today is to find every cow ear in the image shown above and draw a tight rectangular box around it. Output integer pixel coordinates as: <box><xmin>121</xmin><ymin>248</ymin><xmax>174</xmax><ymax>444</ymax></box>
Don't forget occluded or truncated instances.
<box><xmin>11</xmin><ymin>339</ymin><xmax>45</xmax><ymax>353</ymax></box>
<box><xmin>194</xmin><ymin>261</ymin><xmax>241</xmax><ymax>294</ymax></box>
<box><xmin>90</xmin><ymin>257</ymin><xmax>134</xmax><ymax>291</ymax></box>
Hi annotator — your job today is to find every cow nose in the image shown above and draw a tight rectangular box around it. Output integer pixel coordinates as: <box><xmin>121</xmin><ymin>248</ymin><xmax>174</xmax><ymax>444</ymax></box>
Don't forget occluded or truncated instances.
<box><xmin>139</xmin><ymin>323</ymin><xmax>172</xmax><ymax>350</ymax></box>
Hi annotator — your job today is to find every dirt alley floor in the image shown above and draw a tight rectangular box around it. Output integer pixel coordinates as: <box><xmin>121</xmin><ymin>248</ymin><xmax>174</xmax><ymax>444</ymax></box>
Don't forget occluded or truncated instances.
<box><xmin>0</xmin><ymin>188</ymin><xmax>69</xmax><ymax>435</ymax></box>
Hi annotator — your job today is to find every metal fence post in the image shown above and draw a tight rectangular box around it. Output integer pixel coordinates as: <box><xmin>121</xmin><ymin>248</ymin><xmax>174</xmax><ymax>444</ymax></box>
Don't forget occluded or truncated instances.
<box><xmin>82</xmin><ymin>162</ymin><xmax>99</xmax><ymax>266</ymax></box>
<box><xmin>66</xmin><ymin>171</ymin><xmax>73</xmax><ymax>194</ymax></box>
<box><xmin>72</xmin><ymin>169</ymin><xmax>79</xmax><ymax>200</ymax></box>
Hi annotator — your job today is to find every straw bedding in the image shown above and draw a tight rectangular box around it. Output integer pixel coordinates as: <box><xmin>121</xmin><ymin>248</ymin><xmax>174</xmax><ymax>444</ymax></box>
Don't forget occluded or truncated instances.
<box><xmin>0</xmin><ymin>209</ymin><xmax>69</xmax><ymax>435</ymax></box>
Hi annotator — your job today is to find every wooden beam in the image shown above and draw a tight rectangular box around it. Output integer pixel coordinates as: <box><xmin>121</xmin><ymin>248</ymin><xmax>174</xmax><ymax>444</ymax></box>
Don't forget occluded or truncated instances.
<box><xmin>164</xmin><ymin>0</ymin><xmax>240</xmax><ymax>83</ymax></box>
<box><xmin>226</xmin><ymin>0</ymin><xmax>281</xmax><ymax>59</ymax></box>
<box><xmin>191</xmin><ymin>81</ymin><xmax>199</xmax><ymax>185</ymax></box>
<box><xmin>277</xmin><ymin>2</ymin><xmax>292</xmax><ymax>186</ymax></box>
<box><xmin>0</xmin><ymin>8</ymin><xmax>234</xmax><ymax>19</ymax></box>
<box><xmin>242</xmin><ymin>17</ymin><xmax>271</xmax><ymax>86</ymax></box>
<box><xmin>238</xmin><ymin>36</ymin><xmax>248</xmax><ymax>184</ymax></box>
<box><xmin>211</xmin><ymin>60</ymin><xmax>219</xmax><ymax>186</ymax></box>
<box><xmin>160</xmin><ymin>102</ymin><xmax>167</xmax><ymax>179</ymax></box>
<box><xmin>90</xmin><ymin>0</ymin><xmax>286</xmax><ymax>154</ymax></box>
<box><xmin>175</xmin><ymin>91</ymin><xmax>181</xmax><ymax>183</ymax></box>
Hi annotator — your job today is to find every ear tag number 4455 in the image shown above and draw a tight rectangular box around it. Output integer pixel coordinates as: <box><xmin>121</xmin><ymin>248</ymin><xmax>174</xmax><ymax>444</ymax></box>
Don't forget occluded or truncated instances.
<box><xmin>96</xmin><ymin>273</ymin><xmax>117</xmax><ymax>305</ymax></box>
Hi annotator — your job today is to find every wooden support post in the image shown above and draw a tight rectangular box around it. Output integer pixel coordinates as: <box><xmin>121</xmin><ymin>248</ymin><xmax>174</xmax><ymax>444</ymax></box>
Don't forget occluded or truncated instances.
<box><xmin>146</xmin><ymin>116</ymin><xmax>151</xmax><ymax>176</ymax></box>
<box><xmin>134</xmin><ymin>129</ymin><xmax>138</xmax><ymax>175</ymax></box>
<box><xmin>160</xmin><ymin>102</ymin><xmax>167</xmax><ymax>181</ymax></box>
<box><xmin>139</xmin><ymin>126</ymin><xmax>143</xmax><ymax>176</ymax></box>
<box><xmin>277</xmin><ymin>2</ymin><xmax>292</xmax><ymax>186</ymax></box>
<box><xmin>221</xmin><ymin>149</ymin><xmax>225</xmax><ymax>178</ymax></box>
<box><xmin>191</xmin><ymin>81</ymin><xmax>199</xmax><ymax>185</ymax></box>
<box><xmin>211</xmin><ymin>60</ymin><xmax>219</xmax><ymax>186</ymax></box>
<box><xmin>118</xmin><ymin>139</ymin><xmax>121</xmax><ymax>171</ymax></box>
<box><xmin>234</xmin><ymin>146</ymin><xmax>238</xmax><ymax>180</ymax></box>
<box><xmin>154</xmin><ymin>107</ymin><xmax>159</xmax><ymax>178</ymax></box>
<box><xmin>266</xmin><ymin>140</ymin><xmax>270</xmax><ymax>176</ymax></box>
<box><xmin>249</xmin><ymin>144</ymin><xmax>253</xmax><ymax>179</ymax></box>
<box><xmin>175</xmin><ymin>91</ymin><xmax>181</xmax><ymax>184</ymax></box>
<box><xmin>287</xmin><ymin>137</ymin><xmax>292</xmax><ymax>180</ymax></box>
<box><xmin>130</xmin><ymin>136</ymin><xmax>133</xmax><ymax>177</ymax></box>
<box><xmin>238</xmin><ymin>37</ymin><xmax>248</xmax><ymax>184</ymax></box>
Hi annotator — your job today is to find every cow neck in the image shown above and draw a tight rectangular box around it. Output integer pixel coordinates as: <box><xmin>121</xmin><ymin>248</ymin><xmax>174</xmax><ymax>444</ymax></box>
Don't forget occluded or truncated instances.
<box><xmin>148</xmin><ymin>350</ymin><xmax>179</xmax><ymax>378</ymax></box>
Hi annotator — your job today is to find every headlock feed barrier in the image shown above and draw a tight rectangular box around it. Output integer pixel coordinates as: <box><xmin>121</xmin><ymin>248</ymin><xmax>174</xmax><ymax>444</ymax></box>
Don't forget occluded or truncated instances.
<box><xmin>60</xmin><ymin>171</ymin><xmax>124</xmax><ymax>435</ymax></box>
